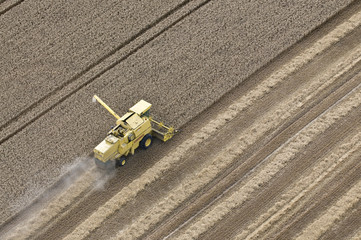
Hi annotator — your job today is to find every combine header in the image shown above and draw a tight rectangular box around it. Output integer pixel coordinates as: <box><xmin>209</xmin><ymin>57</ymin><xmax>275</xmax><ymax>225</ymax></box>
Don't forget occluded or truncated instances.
<box><xmin>92</xmin><ymin>95</ymin><xmax>177</xmax><ymax>169</ymax></box>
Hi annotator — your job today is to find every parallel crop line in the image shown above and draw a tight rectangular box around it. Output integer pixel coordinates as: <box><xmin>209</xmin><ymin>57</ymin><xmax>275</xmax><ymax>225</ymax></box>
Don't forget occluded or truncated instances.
<box><xmin>0</xmin><ymin>0</ymin><xmax>24</xmax><ymax>15</ymax></box>
<box><xmin>5</xmin><ymin>167</ymin><xmax>97</xmax><ymax>240</ymax></box>
<box><xmin>235</xmin><ymin>129</ymin><xmax>361</xmax><ymax>240</ymax></box>
<box><xmin>173</xmin><ymin>82</ymin><xmax>361</xmax><ymax>240</ymax></box>
<box><xmin>351</xmin><ymin>227</ymin><xmax>361</xmax><ymax>240</ymax></box>
<box><xmin>64</xmin><ymin>10</ymin><xmax>361</xmax><ymax>240</ymax></box>
<box><xmin>295</xmin><ymin>178</ymin><xmax>361</xmax><ymax>240</ymax></box>
<box><xmin>115</xmin><ymin>43</ymin><xmax>361</xmax><ymax>239</ymax></box>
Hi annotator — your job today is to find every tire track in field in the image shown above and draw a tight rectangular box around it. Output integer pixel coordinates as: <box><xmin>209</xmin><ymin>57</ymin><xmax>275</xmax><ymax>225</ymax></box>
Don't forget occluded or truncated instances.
<box><xmin>0</xmin><ymin>0</ymin><xmax>210</xmax><ymax>144</ymax></box>
<box><xmin>113</xmin><ymin>42</ymin><xmax>361</xmax><ymax>240</ymax></box>
<box><xmin>171</xmin><ymin>82</ymin><xmax>361</xmax><ymax>240</ymax></box>
<box><xmin>351</xmin><ymin>228</ymin><xmax>361</xmax><ymax>240</ymax></box>
<box><xmin>63</xmin><ymin>12</ymin><xmax>361</xmax><ymax>239</ymax></box>
<box><xmin>235</xmin><ymin>128</ymin><xmax>361</xmax><ymax>240</ymax></box>
<box><xmin>266</xmin><ymin>150</ymin><xmax>361</xmax><ymax>240</ymax></box>
<box><xmin>319</xmin><ymin>198</ymin><xmax>361</xmax><ymax>240</ymax></box>
<box><xmin>0</xmin><ymin>0</ymin><xmax>24</xmax><ymax>15</ymax></box>
<box><xmin>295</xmin><ymin>178</ymin><xmax>361</xmax><ymax>240</ymax></box>
<box><xmin>4</xmin><ymin>167</ymin><xmax>99</xmax><ymax>240</ymax></box>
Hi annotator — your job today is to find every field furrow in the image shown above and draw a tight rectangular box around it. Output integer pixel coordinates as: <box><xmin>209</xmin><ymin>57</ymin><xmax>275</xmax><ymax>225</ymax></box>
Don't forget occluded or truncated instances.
<box><xmin>351</xmin><ymin>228</ymin><xmax>361</xmax><ymax>240</ymax></box>
<box><xmin>295</xmin><ymin>178</ymin><xmax>361</xmax><ymax>240</ymax></box>
<box><xmin>3</xmin><ymin>1</ymin><xmax>348</xmax><ymax>226</ymax></box>
<box><xmin>235</xmin><ymin>129</ymin><xmax>361</xmax><ymax>240</ymax></box>
<box><xmin>0</xmin><ymin>0</ymin><xmax>184</xmax><ymax>127</ymax></box>
<box><xmin>5</xmin><ymin>166</ymin><xmax>97</xmax><ymax>240</ymax></box>
<box><xmin>169</xmin><ymin>81</ymin><xmax>361</xmax><ymax>240</ymax></box>
<box><xmin>0</xmin><ymin>0</ymin><xmax>22</xmax><ymax>15</ymax></box>
<box><xmin>1</xmin><ymin>1</ymin><xmax>360</xmax><ymax>239</ymax></box>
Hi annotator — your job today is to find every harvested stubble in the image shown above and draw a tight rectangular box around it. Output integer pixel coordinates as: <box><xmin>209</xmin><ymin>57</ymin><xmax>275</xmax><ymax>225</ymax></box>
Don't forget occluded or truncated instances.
<box><xmin>236</xmin><ymin>130</ymin><xmax>361</xmax><ymax>240</ymax></box>
<box><xmin>174</xmin><ymin>83</ymin><xmax>361</xmax><ymax>240</ymax></box>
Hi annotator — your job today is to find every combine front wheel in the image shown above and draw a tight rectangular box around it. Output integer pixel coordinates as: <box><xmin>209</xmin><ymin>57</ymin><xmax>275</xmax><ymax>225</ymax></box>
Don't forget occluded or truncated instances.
<box><xmin>140</xmin><ymin>134</ymin><xmax>153</xmax><ymax>149</ymax></box>
<box><xmin>116</xmin><ymin>156</ymin><xmax>127</xmax><ymax>167</ymax></box>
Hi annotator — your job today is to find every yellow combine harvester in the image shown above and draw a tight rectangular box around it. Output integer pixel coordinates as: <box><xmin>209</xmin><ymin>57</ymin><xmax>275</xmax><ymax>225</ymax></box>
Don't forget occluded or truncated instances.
<box><xmin>92</xmin><ymin>95</ymin><xmax>177</xmax><ymax>169</ymax></box>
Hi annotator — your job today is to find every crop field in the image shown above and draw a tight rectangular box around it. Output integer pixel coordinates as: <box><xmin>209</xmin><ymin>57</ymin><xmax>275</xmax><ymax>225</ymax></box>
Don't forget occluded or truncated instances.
<box><xmin>1</xmin><ymin>0</ymin><xmax>361</xmax><ymax>239</ymax></box>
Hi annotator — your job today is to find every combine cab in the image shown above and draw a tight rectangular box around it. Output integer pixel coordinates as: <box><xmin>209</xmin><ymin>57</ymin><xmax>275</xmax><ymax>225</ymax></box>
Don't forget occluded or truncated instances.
<box><xmin>92</xmin><ymin>95</ymin><xmax>177</xmax><ymax>169</ymax></box>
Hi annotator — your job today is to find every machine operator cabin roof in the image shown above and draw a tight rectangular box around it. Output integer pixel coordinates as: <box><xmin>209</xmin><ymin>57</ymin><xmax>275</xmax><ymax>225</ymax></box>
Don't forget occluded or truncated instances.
<box><xmin>129</xmin><ymin>100</ymin><xmax>152</xmax><ymax>116</ymax></box>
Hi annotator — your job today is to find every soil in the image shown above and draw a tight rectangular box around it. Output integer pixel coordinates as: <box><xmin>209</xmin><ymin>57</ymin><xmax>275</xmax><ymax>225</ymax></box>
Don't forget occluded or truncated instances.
<box><xmin>1</xmin><ymin>0</ymin><xmax>360</xmax><ymax>239</ymax></box>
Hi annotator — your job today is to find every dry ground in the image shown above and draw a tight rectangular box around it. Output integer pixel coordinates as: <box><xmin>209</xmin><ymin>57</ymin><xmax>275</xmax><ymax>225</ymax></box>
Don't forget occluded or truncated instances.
<box><xmin>1</xmin><ymin>0</ymin><xmax>360</xmax><ymax>239</ymax></box>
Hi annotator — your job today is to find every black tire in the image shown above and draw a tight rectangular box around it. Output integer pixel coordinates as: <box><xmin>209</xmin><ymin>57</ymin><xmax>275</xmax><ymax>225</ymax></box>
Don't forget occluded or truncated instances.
<box><xmin>116</xmin><ymin>156</ymin><xmax>127</xmax><ymax>167</ymax></box>
<box><xmin>140</xmin><ymin>134</ymin><xmax>153</xmax><ymax>150</ymax></box>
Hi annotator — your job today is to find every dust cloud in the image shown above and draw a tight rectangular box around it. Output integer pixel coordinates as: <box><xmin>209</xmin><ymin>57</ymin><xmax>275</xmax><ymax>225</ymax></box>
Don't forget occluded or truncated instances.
<box><xmin>4</xmin><ymin>157</ymin><xmax>102</xmax><ymax>240</ymax></box>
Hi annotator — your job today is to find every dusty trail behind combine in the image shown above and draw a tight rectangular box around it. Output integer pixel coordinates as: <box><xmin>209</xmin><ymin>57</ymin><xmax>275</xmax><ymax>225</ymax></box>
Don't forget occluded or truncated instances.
<box><xmin>1</xmin><ymin>1</ymin><xmax>361</xmax><ymax>240</ymax></box>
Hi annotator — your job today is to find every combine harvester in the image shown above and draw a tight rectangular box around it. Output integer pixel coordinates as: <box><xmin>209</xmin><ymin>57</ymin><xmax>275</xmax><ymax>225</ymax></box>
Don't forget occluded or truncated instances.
<box><xmin>92</xmin><ymin>95</ymin><xmax>177</xmax><ymax>169</ymax></box>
